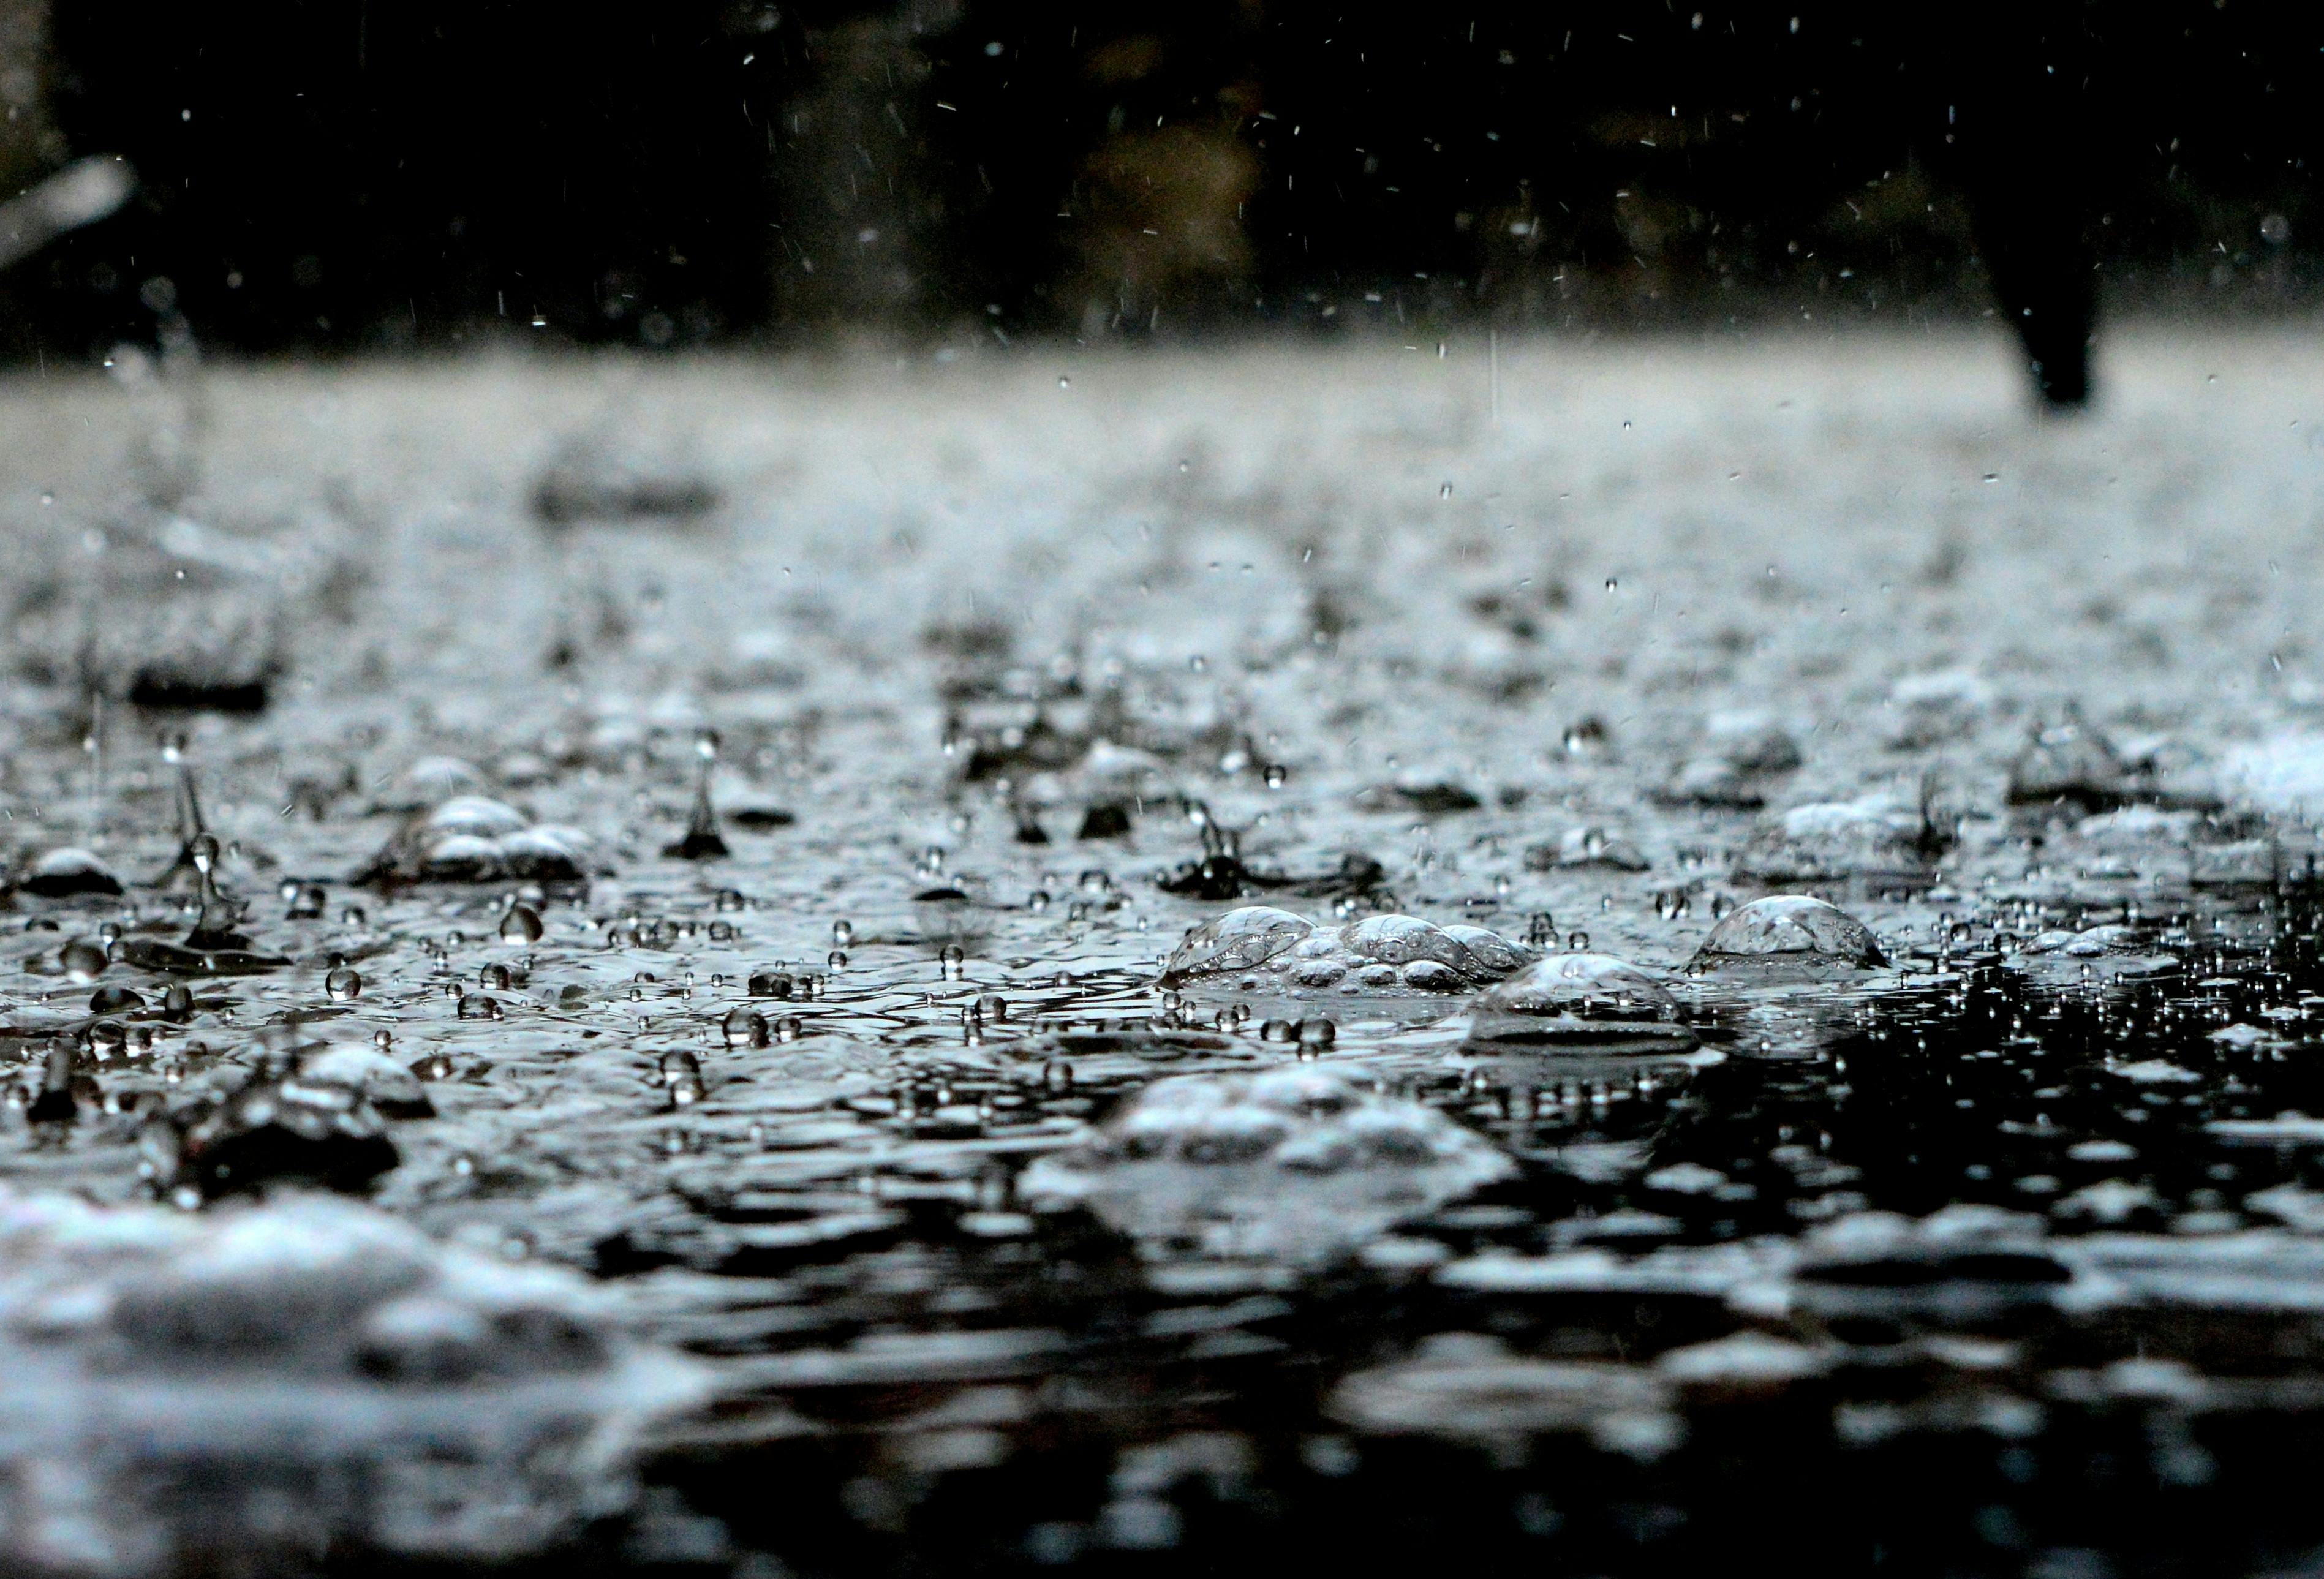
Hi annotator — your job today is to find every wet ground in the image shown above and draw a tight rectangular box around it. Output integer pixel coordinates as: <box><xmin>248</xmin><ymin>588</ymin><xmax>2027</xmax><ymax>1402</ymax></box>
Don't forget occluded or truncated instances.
<box><xmin>8</xmin><ymin>328</ymin><xmax>2324</xmax><ymax>1575</ymax></box>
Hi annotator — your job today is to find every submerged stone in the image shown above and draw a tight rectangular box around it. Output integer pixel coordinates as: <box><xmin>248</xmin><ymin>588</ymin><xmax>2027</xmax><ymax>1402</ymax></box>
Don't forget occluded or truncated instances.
<box><xmin>1465</xmin><ymin>954</ymin><xmax>1699</xmax><ymax>1053</ymax></box>
<box><xmin>1017</xmin><ymin>1067</ymin><xmax>1515</xmax><ymax>1261</ymax></box>
<box><xmin>1689</xmin><ymin>895</ymin><xmax>1885</xmax><ymax>971</ymax></box>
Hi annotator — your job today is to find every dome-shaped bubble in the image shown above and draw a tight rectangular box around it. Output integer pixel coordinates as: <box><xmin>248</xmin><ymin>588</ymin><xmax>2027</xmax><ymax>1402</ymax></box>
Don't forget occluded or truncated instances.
<box><xmin>1465</xmin><ymin>953</ymin><xmax>1697</xmax><ymax>1052</ymax></box>
<box><xmin>1018</xmin><ymin>1068</ymin><xmax>1513</xmax><ymax>1262</ymax></box>
<box><xmin>1689</xmin><ymin>895</ymin><xmax>1885</xmax><ymax>970</ymax></box>
<box><xmin>355</xmin><ymin>797</ymin><xmax>592</xmax><ymax>886</ymax></box>
<box><xmin>1735</xmin><ymin>801</ymin><xmax>1933</xmax><ymax>884</ymax></box>
<box><xmin>298</xmin><ymin>1044</ymin><xmax>433</xmax><ymax>1118</ymax></box>
<box><xmin>2008</xmin><ymin>704</ymin><xmax>2130</xmax><ymax>810</ymax></box>
<box><xmin>20</xmin><ymin>846</ymin><xmax>124</xmax><ymax>899</ymax></box>
<box><xmin>1160</xmin><ymin>906</ymin><xmax>1313</xmax><ymax>983</ymax></box>
<box><xmin>1343</xmin><ymin>913</ymin><xmax>1477</xmax><ymax>970</ymax></box>
<box><xmin>0</xmin><ymin>1187</ymin><xmax>702</xmax><ymax>1571</ymax></box>
<box><xmin>1163</xmin><ymin>908</ymin><xmax>1530</xmax><ymax>993</ymax></box>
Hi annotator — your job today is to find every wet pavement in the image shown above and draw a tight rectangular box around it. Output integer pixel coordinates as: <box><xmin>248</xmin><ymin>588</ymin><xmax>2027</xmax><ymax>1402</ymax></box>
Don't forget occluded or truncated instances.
<box><xmin>7</xmin><ymin>328</ymin><xmax>2324</xmax><ymax>1574</ymax></box>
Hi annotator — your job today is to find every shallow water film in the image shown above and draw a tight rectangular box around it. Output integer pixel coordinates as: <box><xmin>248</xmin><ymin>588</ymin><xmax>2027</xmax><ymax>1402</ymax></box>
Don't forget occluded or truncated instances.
<box><xmin>11</xmin><ymin>334</ymin><xmax>2324</xmax><ymax>1576</ymax></box>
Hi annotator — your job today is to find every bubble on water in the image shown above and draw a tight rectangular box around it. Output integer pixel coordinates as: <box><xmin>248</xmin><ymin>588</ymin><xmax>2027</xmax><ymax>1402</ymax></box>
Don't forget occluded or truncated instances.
<box><xmin>0</xmin><ymin>1187</ymin><xmax>705</xmax><ymax>1570</ymax></box>
<box><xmin>499</xmin><ymin>902</ymin><xmax>545</xmax><ymax>943</ymax></box>
<box><xmin>455</xmin><ymin>992</ymin><xmax>502</xmax><ymax>1022</ymax></box>
<box><xmin>161</xmin><ymin>983</ymin><xmax>195</xmax><ymax>1020</ymax></box>
<box><xmin>1329</xmin><ymin>1334</ymin><xmax>1678</xmax><ymax>1457</ymax></box>
<box><xmin>284</xmin><ymin>882</ymin><xmax>326</xmax><ymax>920</ymax></box>
<box><xmin>747</xmin><ymin>969</ymin><xmax>795</xmax><ymax>999</ymax></box>
<box><xmin>1735</xmin><ymin>799</ymin><xmax>1938</xmax><ymax>884</ymax></box>
<box><xmin>2008</xmin><ymin>704</ymin><xmax>2130</xmax><ymax>810</ymax></box>
<box><xmin>1528</xmin><ymin>825</ymin><xmax>1648</xmax><ymax>873</ymax></box>
<box><xmin>299</xmin><ymin>1042</ymin><xmax>434</xmax><ymax>1118</ymax></box>
<box><xmin>722</xmin><ymin>1008</ymin><xmax>770</xmax><ymax>1049</ymax></box>
<box><xmin>1689</xmin><ymin>895</ymin><xmax>1884</xmax><ymax>971</ymax></box>
<box><xmin>59</xmin><ymin>939</ymin><xmax>108</xmax><ymax>982</ymax></box>
<box><xmin>940</xmin><ymin>942</ymin><xmax>968</xmax><ymax>978</ymax></box>
<box><xmin>88</xmin><ymin>984</ymin><xmax>144</xmax><ymax>1015</ymax></box>
<box><xmin>1465</xmin><ymin>953</ymin><xmax>1697</xmax><ymax>1053</ymax></box>
<box><xmin>660</xmin><ymin>1049</ymin><xmax>704</xmax><ymax>1104</ymax></box>
<box><xmin>772</xmin><ymin>1015</ymin><xmax>803</xmax><ymax>1043</ymax></box>
<box><xmin>19</xmin><ymin>847</ymin><xmax>124</xmax><ymax>899</ymax></box>
<box><xmin>1019</xmin><ymin>1068</ymin><xmax>1515</xmax><ymax>1263</ymax></box>
<box><xmin>2002</xmin><ymin>924</ymin><xmax>2181</xmax><ymax>985</ymax></box>
<box><xmin>356</xmin><ymin>795</ymin><xmax>592</xmax><ymax>886</ymax></box>
<box><xmin>154</xmin><ymin>1068</ymin><xmax>401</xmax><ymax>1199</ymax></box>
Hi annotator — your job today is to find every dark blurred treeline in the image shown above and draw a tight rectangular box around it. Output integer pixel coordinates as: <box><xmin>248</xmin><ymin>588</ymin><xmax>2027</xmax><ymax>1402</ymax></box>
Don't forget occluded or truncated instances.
<box><xmin>0</xmin><ymin>0</ymin><xmax>2317</xmax><ymax>357</ymax></box>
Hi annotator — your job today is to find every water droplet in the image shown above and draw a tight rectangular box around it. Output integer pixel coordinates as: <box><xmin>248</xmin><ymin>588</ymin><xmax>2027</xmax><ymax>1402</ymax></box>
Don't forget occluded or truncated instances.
<box><xmin>456</xmin><ymin>992</ymin><xmax>502</xmax><ymax>1021</ymax></box>
<box><xmin>59</xmin><ymin>940</ymin><xmax>107</xmax><ymax>982</ymax></box>
<box><xmin>723</xmin><ymin>1007</ymin><xmax>771</xmax><ymax>1048</ymax></box>
<box><xmin>89</xmin><ymin>984</ymin><xmax>142</xmax><ymax>1015</ymax></box>
<box><xmin>499</xmin><ymin>902</ymin><xmax>545</xmax><ymax>943</ymax></box>
<box><xmin>832</xmin><ymin>919</ymin><xmax>855</xmax><ymax>947</ymax></box>
<box><xmin>325</xmin><ymin>966</ymin><xmax>363</xmax><ymax>1001</ymax></box>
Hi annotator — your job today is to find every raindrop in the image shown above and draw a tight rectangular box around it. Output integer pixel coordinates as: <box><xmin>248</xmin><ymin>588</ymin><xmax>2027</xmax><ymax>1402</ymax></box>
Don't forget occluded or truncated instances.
<box><xmin>59</xmin><ymin>940</ymin><xmax>107</xmax><ymax>982</ymax></box>
<box><xmin>456</xmin><ymin>992</ymin><xmax>502</xmax><ymax>1021</ymax></box>
<box><xmin>722</xmin><ymin>1007</ymin><xmax>771</xmax><ymax>1048</ymax></box>
<box><xmin>326</xmin><ymin>965</ymin><xmax>363</xmax><ymax>1001</ymax></box>
<box><xmin>664</xmin><ymin>729</ymin><xmax>730</xmax><ymax>859</ymax></box>
<box><xmin>661</xmin><ymin>1049</ymin><xmax>705</xmax><ymax>1104</ymax></box>
<box><xmin>499</xmin><ymin>902</ymin><xmax>545</xmax><ymax>943</ymax></box>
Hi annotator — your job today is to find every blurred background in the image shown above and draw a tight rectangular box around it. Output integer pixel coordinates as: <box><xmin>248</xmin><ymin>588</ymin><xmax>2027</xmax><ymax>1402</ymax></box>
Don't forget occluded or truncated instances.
<box><xmin>0</xmin><ymin>0</ymin><xmax>2314</xmax><ymax>365</ymax></box>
